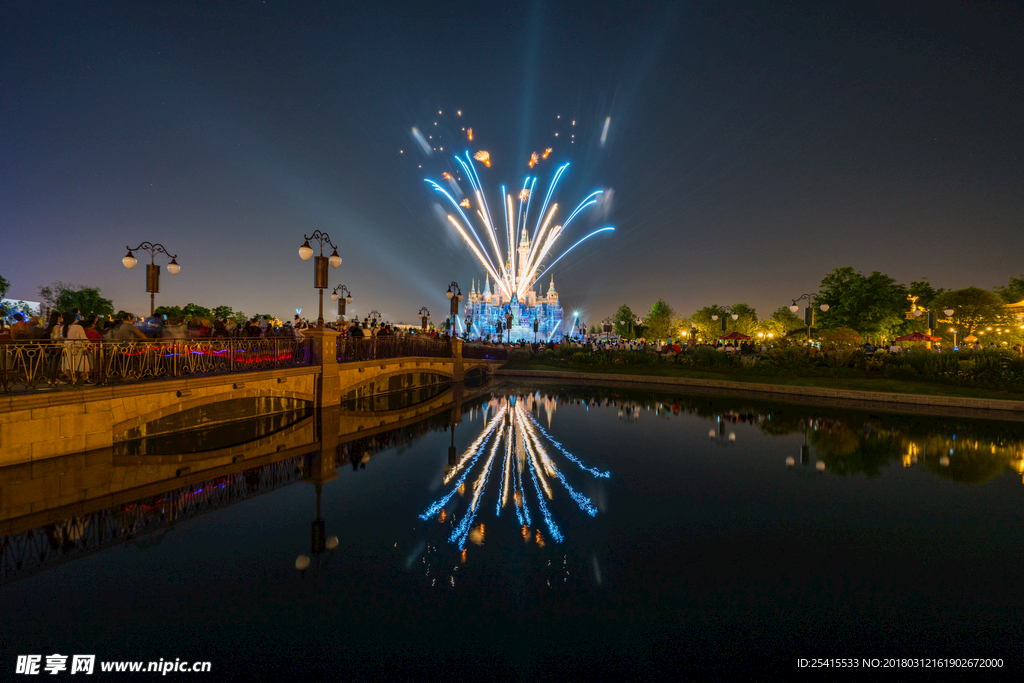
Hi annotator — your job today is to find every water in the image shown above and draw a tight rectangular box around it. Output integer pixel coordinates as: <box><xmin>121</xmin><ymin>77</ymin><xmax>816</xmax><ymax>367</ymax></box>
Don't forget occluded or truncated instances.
<box><xmin>1</xmin><ymin>380</ymin><xmax>1022</xmax><ymax>679</ymax></box>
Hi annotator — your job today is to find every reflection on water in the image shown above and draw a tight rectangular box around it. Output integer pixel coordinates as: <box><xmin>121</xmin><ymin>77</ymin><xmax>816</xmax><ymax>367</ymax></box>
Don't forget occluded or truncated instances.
<box><xmin>2</xmin><ymin>380</ymin><xmax>1024</xmax><ymax>675</ymax></box>
<box><xmin>420</xmin><ymin>395</ymin><xmax>609</xmax><ymax>552</ymax></box>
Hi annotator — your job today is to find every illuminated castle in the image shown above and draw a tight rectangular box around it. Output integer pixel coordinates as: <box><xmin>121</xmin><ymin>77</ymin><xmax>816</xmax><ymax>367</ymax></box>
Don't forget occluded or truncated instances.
<box><xmin>464</xmin><ymin>228</ymin><xmax>565</xmax><ymax>340</ymax></box>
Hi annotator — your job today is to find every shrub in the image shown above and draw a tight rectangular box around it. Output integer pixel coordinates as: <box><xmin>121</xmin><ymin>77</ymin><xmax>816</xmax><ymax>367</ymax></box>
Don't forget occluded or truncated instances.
<box><xmin>507</xmin><ymin>349</ymin><xmax>532</xmax><ymax>362</ymax></box>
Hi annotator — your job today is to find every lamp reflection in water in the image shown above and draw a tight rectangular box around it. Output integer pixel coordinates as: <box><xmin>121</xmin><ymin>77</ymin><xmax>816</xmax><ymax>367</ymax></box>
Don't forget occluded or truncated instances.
<box><xmin>419</xmin><ymin>395</ymin><xmax>610</xmax><ymax>555</ymax></box>
<box><xmin>294</xmin><ymin>482</ymin><xmax>338</xmax><ymax>575</ymax></box>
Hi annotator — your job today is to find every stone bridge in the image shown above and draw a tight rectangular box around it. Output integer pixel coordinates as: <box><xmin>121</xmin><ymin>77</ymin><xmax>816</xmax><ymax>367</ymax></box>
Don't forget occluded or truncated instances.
<box><xmin>0</xmin><ymin>334</ymin><xmax>503</xmax><ymax>466</ymax></box>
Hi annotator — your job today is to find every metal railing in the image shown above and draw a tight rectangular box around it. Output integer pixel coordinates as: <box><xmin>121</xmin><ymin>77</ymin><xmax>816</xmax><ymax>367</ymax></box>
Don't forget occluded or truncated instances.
<box><xmin>337</xmin><ymin>336</ymin><xmax>451</xmax><ymax>363</ymax></box>
<box><xmin>0</xmin><ymin>338</ymin><xmax>308</xmax><ymax>393</ymax></box>
<box><xmin>462</xmin><ymin>344</ymin><xmax>508</xmax><ymax>361</ymax></box>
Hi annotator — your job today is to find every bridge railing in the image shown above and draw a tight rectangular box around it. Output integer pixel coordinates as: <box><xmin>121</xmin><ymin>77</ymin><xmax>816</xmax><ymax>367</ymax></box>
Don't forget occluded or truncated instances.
<box><xmin>0</xmin><ymin>338</ymin><xmax>308</xmax><ymax>393</ymax></box>
<box><xmin>337</xmin><ymin>336</ymin><xmax>452</xmax><ymax>363</ymax></box>
<box><xmin>462</xmin><ymin>344</ymin><xmax>508</xmax><ymax>361</ymax></box>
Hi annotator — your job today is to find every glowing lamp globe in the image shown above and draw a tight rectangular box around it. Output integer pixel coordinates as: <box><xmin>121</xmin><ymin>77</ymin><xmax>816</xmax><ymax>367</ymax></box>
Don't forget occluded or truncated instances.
<box><xmin>446</xmin><ymin>290</ymin><xmax>454</xmax><ymax>300</ymax></box>
<box><xmin>939</xmin><ymin>456</ymin><xmax>950</xmax><ymax>467</ymax></box>
<box><xmin>329</xmin><ymin>249</ymin><xmax>342</xmax><ymax>268</ymax></box>
<box><xmin>167</xmin><ymin>258</ymin><xmax>180</xmax><ymax>275</ymax></box>
<box><xmin>298</xmin><ymin>241</ymin><xmax>313</xmax><ymax>261</ymax></box>
<box><xmin>295</xmin><ymin>555</ymin><xmax>310</xmax><ymax>571</ymax></box>
<box><xmin>789</xmin><ymin>305</ymin><xmax>799</xmax><ymax>314</ymax></box>
<box><xmin>711</xmin><ymin>315</ymin><xmax>719</xmax><ymax>321</ymax></box>
<box><xmin>346</xmin><ymin>296</ymin><xmax>353</xmax><ymax>304</ymax></box>
<box><xmin>819</xmin><ymin>304</ymin><xmax>830</xmax><ymax>312</ymax></box>
<box><xmin>944</xmin><ymin>308</ymin><xmax>954</xmax><ymax>317</ymax></box>
<box><xmin>786</xmin><ymin>457</ymin><xmax>795</xmax><ymax>466</ymax></box>
<box><xmin>326</xmin><ymin>536</ymin><xmax>339</xmax><ymax>551</ymax></box>
<box><xmin>331</xmin><ymin>292</ymin><xmax>338</xmax><ymax>301</ymax></box>
<box><xmin>122</xmin><ymin>251</ymin><xmax>138</xmax><ymax>269</ymax></box>
<box><xmin>913</xmin><ymin>309</ymin><xmax>922</xmax><ymax>317</ymax></box>
<box><xmin>815</xmin><ymin>461</ymin><xmax>826</xmax><ymax>471</ymax></box>
<box><xmin>731</xmin><ymin>314</ymin><xmax>738</xmax><ymax>320</ymax></box>
<box><xmin>709</xmin><ymin>429</ymin><xmax>716</xmax><ymax>438</ymax></box>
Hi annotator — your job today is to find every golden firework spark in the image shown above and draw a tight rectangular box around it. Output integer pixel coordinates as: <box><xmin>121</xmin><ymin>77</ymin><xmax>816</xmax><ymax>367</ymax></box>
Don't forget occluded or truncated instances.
<box><xmin>442</xmin><ymin>172</ymin><xmax>453</xmax><ymax>180</ymax></box>
<box><xmin>528</xmin><ymin>152</ymin><xmax>539</xmax><ymax>168</ymax></box>
<box><xmin>542</xmin><ymin>148</ymin><xmax>552</xmax><ymax>159</ymax></box>
<box><xmin>519</xmin><ymin>188</ymin><xmax>531</xmax><ymax>201</ymax></box>
<box><xmin>467</xmin><ymin>127</ymin><xmax>473</xmax><ymax>141</ymax></box>
<box><xmin>473</xmin><ymin>150</ymin><xmax>490</xmax><ymax>167</ymax></box>
<box><xmin>459</xmin><ymin>198</ymin><xmax>471</xmax><ymax>208</ymax></box>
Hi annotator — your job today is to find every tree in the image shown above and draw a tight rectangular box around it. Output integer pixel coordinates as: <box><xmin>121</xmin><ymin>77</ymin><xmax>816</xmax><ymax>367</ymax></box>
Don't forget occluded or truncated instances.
<box><xmin>38</xmin><ymin>282</ymin><xmax>113</xmax><ymax>318</ymax></box>
<box><xmin>689</xmin><ymin>305</ymin><xmax>728</xmax><ymax>343</ymax></box>
<box><xmin>764</xmin><ymin>306</ymin><xmax>804</xmax><ymax>337</ymax></box>
<box><xmin>589</xmin><ymin>324</ymin><xmax>598</xmax><ymax>335</ymax></box>
<box><xmin>613</xmin><ymin>304</ymin><xmax>638</xmax><ymax>338</ymax></box>
<box><xmin>994</xmin><ymin>274</ymin><xmax>1024</xmax><ymax>304</ymax></box>
<box><xmin>931</xmin><ymin>287</ymin><xmax>1012</xmax><ymax>338</ymax></box>
<box><xmin>725</xmin><ymin>302</ymin><xmax>758</xmax><ymax>336</ymax></box>
<box><xmin>643</xmin><ymin>299</ymin><xmax>676</xmax><ymax>340</ymax></box>
<box><xmin>814</xmin><ymin>267</ymin><xmax>907</xmax><ymax>342</ymax></box>
<box><xmin>0</xmin><ymin>272</ymin><xmax>9</xmax><ymax>299</ymax></box>
<box><xmin>909</xmin><ymin>278</ymin><xmax>944</xmax><ymax>310</ymax></box>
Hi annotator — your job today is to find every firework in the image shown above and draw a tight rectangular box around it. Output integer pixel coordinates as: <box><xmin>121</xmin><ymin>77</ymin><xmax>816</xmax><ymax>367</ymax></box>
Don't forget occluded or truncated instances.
<box><xmin>473</xmin><ymin>150</ymin><xmax>490</xmax><ymax>167</ymax></box>
<box><xmin>426</xmin><ymin>152</ymin><xmax>613</xmax><ymax>301</ymax></box>
<box><xmin>442</xmin><ymin>172</ymin><xmax>453</xmax><ymax>180</ymax></box>
<box><xmin>542</xmin><ymin>148</ymin><xmax>552</xmax><ymax>159</ymax></box>
<box><xmin>467</xmin><ymin>127</ymin><xmax>473</xmax><ymax>141</ymax></box>
<box><xmin>528</xmin><ymin>152</ymin><xmax>539</xmax><ymax>168</ymax></box>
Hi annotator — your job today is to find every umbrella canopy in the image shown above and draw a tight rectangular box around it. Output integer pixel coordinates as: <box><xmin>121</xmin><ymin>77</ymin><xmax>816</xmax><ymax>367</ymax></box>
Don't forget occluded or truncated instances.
<box><xmin>894</xmin><ymin>331</ymin><xmax>941</xmax><ymax>342</ymax></box>
<box><xmin>719</xmin><ymin>331</ymin><xmax>752</xmax><ymax>340</ymax></box>
<box><xmin>963</xmin><ymin>335</ymin><xmax>978</xmax><ymax>343</ymax></box>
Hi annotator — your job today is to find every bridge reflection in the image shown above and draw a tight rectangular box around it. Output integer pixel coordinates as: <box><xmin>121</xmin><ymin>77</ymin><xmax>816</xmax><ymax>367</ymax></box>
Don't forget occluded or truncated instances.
<box><xmin>0</xmin><ymin>381</ymin><xmax>493</xmax><ymax>586</ymax></box>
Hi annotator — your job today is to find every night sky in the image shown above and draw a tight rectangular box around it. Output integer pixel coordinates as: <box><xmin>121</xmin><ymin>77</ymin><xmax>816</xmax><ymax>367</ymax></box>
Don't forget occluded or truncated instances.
<box><xmin>3</xmin><ymin>1</ymin><xmax>1022</xmax><ymax>325</ymax></box>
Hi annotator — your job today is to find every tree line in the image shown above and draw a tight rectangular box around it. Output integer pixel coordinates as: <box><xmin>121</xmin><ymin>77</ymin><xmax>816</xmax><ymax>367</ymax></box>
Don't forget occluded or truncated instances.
<box><xmin>603</xmin><ymin>267</ymin><xmax>1024</xmax><ymax>347</ymax></box>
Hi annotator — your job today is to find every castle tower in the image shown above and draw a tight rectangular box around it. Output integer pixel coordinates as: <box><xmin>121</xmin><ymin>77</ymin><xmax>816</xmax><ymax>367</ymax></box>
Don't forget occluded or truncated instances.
<box><xmin>517</xmin><ymin>228</ymin><xmax>531</xmax><ymax>287</ymax></box>
<box><xmin>547</xmin><ymin>274</ymin><xmax>558</xmax><ymax>303</ymax></box>
<box><xmin>483</xmin><ymin>274</ymin><xmax>492</xmax><ymax>302</ymax></box>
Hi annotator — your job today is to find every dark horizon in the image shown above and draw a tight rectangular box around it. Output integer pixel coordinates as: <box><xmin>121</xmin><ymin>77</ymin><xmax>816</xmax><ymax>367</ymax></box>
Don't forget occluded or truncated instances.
<box><xmin>2</xmin><ymin>1</ymin><xmax>1022</xmax><ymax>325</ymax></box>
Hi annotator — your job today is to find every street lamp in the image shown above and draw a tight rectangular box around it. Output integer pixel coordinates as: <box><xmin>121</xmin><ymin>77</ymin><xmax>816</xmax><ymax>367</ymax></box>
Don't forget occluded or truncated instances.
<box><xmin>298</xmin><ymin>231</ymin><xmax>342</xmax><ymax>328</ymax></box>
<box><xmin>602</xmin><ymin>317</ymin><xmax>613</xmax><ymax>334</ymax></box>
<box><xmin>790</xmin><ymin>294</ymin><xmax>829</xmax><ymax>343</ymax></box>
<box><xmin>504</xmin><ymin>304</ymin><xmax>514</xmax><ymax>344</ymax></box>
<box><xmin>369</xmin><ymin>310</ymin><xmax>380</xmax><ymax>329</ymax></box>
<box><xmin>419</xmin><ymin>307</ymin><xmax>431</xmax><ymax>331</ymax></box>
<box><xmin>533</xmin><ymin>317</ymin><xmax>539</xmax><ymax>343</ymax></box>
<box><xmin>711</xmin><ymin>306</ymin><xmax>740</xmax><ymax>334</ymax></box>
<box><xmin>330</xmin><ymin>284</ymin><xmax>353</xmax><ymax>319</ymax></box>
<box><xmin>122</xmin><ymin>242</ymin><xmax>180</xmax><ymax>316</ymax></box>
<box><xmin>445</xmin><ymin>282</ymin><xmax>463</xmax><ymax>337</ymax></box>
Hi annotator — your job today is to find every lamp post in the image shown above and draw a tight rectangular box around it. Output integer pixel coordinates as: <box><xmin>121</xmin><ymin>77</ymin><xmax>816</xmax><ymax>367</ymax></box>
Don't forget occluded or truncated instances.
<box><xmin>504</xmin><ymin>305</ymin><xmax>514</xmax><ymax>344</ymax></box>
<box><xmin>122</xmin><ymin>242</ymin><xmax>180</xmax><ymax>316</ymax></box>
<box><xmin>419</xmin><ymin>307</ymin><xmax>431</xmax><ymax>331</ymax></box>
<box><xmin>445</xmin><ymin>282</ymin><xmax>463</xmax><ymax>337</ymax></box>
<box><xmin>602</xmin><ymin>317</ymin><xmax>613</xmax><ymax>335</ymax></box>
<box><xmin>298</xmin><ymin>231</ymin><xmax>342</xmax><ymax>328</ymax></box>
<box><xmin>330</xmin><ymin>284</ymin><xmax>353</xmax><ymax>320</ymax></box>
<box><xmin>369</xmin><ymin>310</ymin><xmax>381</xmax><ymax>329</ymax></box>
<box><xmin>710</xmin><ymin>306</ymin><xmax>740</xmax><ymax>336</ymax></box>
<box><xmin>790</xmin><ymin>294</ymin><xmax>829</xmax><ymax>344</ymax></box>
<box><xmin>533</xmin><ymin>317</ymin><xmax>539</xmax><ymax>343</ymax></box>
